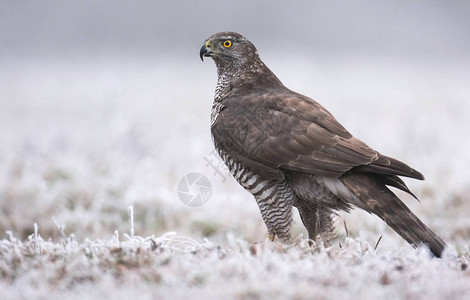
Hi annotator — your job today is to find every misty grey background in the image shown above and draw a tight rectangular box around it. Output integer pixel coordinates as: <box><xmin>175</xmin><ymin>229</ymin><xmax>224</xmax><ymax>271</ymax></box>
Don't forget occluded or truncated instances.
<box><xmin>1</xmin><ymin>1</ymin><xmax>469</xmax><ymax>60</ymax></box>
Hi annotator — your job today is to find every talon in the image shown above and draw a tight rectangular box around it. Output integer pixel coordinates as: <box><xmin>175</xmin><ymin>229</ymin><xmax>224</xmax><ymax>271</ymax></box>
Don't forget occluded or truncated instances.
<box><xmin>306</xmin><ymin>235</ymin><xmax>317</xmax><ymax>247</ymax></box>
<box><xmin>267</xmin><ymin>233</ymin><xmax>275</xmax><ymax>242</ymax></box>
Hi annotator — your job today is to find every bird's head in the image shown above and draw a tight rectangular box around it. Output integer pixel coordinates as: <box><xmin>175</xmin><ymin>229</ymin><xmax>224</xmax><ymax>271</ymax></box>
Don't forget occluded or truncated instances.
<box><xmin>200</xmin><ymin>32</ymin><xmax>259</xmax><ymax>68</ymax></box>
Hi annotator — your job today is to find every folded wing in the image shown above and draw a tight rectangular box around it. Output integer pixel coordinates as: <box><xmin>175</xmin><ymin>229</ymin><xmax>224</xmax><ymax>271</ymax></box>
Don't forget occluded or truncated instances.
<box><xmin>211</xmin><ymin>91</ymin><xmax>423</xmax><ymax>181</ymax></box>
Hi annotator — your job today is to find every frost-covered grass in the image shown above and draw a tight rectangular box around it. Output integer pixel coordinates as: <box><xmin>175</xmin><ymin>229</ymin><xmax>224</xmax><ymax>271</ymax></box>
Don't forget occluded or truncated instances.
<box><xmin>1</xmin><ymin>56</ymin><xmax>469</xmax><ymax>299</ymax></box>
<box><xmin>0</xmin><ymin>230</ymin><xmax>469</xmax><ymax>300</ymax></box>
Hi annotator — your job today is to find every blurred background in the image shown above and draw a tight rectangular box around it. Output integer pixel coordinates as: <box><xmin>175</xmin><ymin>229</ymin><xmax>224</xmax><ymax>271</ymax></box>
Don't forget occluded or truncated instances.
<box><xmin>1</xmin><ymin>1</ymin><xmax>469</xmax><ymax>251</ymax></box>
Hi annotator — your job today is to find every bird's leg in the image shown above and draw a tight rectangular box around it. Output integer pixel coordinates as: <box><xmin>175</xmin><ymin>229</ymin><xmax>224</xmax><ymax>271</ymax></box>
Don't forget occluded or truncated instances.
<box><xmin>296</xmin><ymin>203</ymin><xmax>322</xmax><ymax>243</ymax></box>
<box><xmin>319</xmin><ymin>211</ymin><xmax>335</xmax><ymax>247</ymax></box>
<box><xmin>253</xmin><ymin>180</ymin><xmax>294</xmax><ymax>243</ymax></box>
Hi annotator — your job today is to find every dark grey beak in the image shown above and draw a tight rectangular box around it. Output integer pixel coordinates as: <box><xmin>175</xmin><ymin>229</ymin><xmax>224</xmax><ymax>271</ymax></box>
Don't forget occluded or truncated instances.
<box><xmin>200</xmin><ymin>45</ymin><xmax>211</xmax><ymax>61</ymax></box>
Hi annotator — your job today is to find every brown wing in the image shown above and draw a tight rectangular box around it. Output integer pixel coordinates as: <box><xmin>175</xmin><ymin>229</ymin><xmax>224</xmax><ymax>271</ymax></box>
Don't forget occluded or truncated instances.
<box><xmin>211</xmin><ymin>90</ymin><xmax>423</xmax><ymax>181</ymax></box>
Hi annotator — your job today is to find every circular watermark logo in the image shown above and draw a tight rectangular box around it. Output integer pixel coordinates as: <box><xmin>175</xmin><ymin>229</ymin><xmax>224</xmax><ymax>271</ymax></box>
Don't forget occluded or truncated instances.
<box><xmin>177</xmin><ymin>173</ymin><xmax>212</xmax><ymax>207</ymax></box>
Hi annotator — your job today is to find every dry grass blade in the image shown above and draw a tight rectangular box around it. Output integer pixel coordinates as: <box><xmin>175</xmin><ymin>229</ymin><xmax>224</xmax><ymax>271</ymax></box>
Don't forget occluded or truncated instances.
<box><xmin>374</xmin><ymin>236</ymin><xmax>383</xmax><ymax>251</ymax></box>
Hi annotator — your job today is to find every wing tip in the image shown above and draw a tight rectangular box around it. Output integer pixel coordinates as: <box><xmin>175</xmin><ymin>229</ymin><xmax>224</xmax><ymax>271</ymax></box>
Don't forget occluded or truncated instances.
<box><xmin>355</xmin><ymin>154</ymin><xmax>426</xmax><ymax>181</ymax></box>
<box><xmin>406</xmin><ymin>166</ymin><xmax>425</xmax><ymax>180</ymax></box>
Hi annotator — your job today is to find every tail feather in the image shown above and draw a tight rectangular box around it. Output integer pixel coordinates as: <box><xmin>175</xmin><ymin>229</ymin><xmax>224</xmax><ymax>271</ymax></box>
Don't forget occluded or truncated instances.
<box><xmin>340</xmin><ymin>173</ymin><xmax>446</xmax><ymax>257</ymax></box>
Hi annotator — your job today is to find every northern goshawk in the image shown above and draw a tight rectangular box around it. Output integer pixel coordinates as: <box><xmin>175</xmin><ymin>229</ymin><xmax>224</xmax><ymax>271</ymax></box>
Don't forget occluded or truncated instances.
<box><xmin>200</xmin><ymin>31</ymin><xmax>446</xmax><ymax>257</ymax></box>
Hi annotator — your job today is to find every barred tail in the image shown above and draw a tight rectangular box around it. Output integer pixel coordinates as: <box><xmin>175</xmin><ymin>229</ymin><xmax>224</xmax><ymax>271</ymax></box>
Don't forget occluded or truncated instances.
<box><xmin>340</xmin><ymin>173</ymin><xmax>446</xmax><ymax>257</ymax></box>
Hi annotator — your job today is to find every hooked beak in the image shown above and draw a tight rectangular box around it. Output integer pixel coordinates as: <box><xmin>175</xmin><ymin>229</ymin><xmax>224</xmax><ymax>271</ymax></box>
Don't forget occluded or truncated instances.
<box><xmin>199</xmin><ymin>41</ymin><xmax>212</xmax><ymax>61</ymax></box>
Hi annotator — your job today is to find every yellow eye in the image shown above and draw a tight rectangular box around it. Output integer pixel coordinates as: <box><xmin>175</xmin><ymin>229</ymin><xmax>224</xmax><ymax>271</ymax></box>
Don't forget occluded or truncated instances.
<box><xmin>223</xmin><ymin>40</ymin><xmax>232</xmax><ymax>48</ymax></box>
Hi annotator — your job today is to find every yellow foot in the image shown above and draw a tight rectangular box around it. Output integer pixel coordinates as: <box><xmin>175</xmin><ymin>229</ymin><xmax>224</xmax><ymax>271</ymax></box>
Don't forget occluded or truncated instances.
<box><xmin>307</xmin><ymin>236</ymin><xmax>317</xmax><ymax>247</ymax></box>
<box><xmin>267</xmin><ymin>233</ymin><xmax>275</xmax><ymax>242</ymax></box>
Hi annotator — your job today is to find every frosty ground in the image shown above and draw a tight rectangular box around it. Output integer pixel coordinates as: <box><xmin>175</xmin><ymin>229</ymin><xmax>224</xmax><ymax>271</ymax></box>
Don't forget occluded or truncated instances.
<box><xmin>1</xmin><ymin>56</ymin><xmax>469</xmax><ymax>299</ymax></box>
